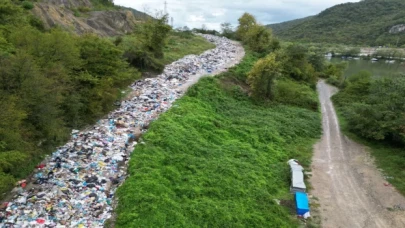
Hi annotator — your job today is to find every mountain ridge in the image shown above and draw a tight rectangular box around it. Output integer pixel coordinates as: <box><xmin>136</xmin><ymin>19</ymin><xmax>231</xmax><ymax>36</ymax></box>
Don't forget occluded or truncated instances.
<box><xmin>267</xmin><ymin>0</ymin><xmax>405</xmax><ymax>46</ymax></box>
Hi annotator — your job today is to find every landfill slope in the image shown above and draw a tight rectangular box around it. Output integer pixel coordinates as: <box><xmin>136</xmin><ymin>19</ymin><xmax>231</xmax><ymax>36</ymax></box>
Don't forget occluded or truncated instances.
<box><xmin>0</xmin><ymin>35</ymin><xmax>244</xmax><ymax>227</ymax></box>
<box><xmin>311</xmin><ymin>81</ymin><xmax>405</xmax><ymax>228</ymax></box>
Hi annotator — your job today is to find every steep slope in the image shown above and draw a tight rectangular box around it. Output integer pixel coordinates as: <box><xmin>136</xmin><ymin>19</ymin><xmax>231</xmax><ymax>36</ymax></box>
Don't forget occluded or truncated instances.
<box><xmin>267</xmin><ymin>0</ymin><xmax>405</xmax><ymax>46</ymax></box>
<box><xmin>32</xmin><ymin>0</ymin><xmax>145</xmax><ymax>36</ymax></box>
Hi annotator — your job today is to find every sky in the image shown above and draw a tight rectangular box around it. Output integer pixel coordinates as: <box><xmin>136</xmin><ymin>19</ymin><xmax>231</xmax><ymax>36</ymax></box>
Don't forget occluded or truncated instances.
<box><xmin>114</xmin><ymin>0</ymin><xmax>360</xmax><ymax>30</ymax></box>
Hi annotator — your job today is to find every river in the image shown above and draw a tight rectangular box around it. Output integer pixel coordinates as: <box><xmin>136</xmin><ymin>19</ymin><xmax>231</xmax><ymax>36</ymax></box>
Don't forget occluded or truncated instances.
<box><xmin>330</xmin><ymin>58</ymin><xmax>405</xmax><ymax>78</ymax></box>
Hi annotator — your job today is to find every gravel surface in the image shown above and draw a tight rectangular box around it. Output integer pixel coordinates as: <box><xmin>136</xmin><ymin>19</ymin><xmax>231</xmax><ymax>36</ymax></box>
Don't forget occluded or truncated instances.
<box><xmin>310</xmin><ymin>80</ymin><xmax>405</xmax><ymax>228</ymax></box>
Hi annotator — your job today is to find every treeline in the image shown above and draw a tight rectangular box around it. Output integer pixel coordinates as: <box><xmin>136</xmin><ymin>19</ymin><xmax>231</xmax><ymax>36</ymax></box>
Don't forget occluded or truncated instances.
<box><xmin>332</xmin><ymin>71</ymin><xmax>405</xmax><ymax>145</ymax></box>
<box><xmin>0</xmin><ymin>0</ymin><xmax>174</xmax><ymax>195</ymax></box>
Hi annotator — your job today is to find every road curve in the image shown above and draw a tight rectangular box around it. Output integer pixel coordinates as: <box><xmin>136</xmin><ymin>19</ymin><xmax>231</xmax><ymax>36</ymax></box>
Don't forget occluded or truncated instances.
<box><xmin>310</xmin><ymin>80</ymin><xmax>405</xmax><ymax>228</ymax></box>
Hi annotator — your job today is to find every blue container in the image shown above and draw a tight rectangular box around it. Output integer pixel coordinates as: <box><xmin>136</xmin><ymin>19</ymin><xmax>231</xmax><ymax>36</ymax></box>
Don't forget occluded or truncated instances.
<box><xmin>295</xmin><ymin>192</ymin><xmax>310</xmax><ymax>215</ymax></box>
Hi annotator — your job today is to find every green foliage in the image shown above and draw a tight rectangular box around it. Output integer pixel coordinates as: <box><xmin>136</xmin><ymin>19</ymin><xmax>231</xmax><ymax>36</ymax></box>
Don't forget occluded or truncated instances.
<box><xmin>120</xmin><ymin>30</ymin><xmax>214</xmax><ymax>72</ymax></box>
<box><xmin>21</xmin><ymin>1</ymin><xmax>33</xmax><ymax>10</ymax></box>
<box><xmin>275</xmin><ymin>79</ymin><xmax>319</xmax><ymax>110</ymax></box>
<box><xmin>90</xmin><ymin>0</ymin><xmax>117</xmax><ymax>10</ymax></box>
<box><xmin>0</xmin><ymin>172</ymin><xmax>15</xmax><ymax>195</ymax></box>
<box><xmin>116</xmin><ymin>76</ymin><xmax>321</xmax><ymax>227</ymax></box>
<box><xmin>0</xmin><ymin>0</ymin><xmax>216</xmax><ymax>199</ymax></box>
<box><xmin>236</xmin><ymin>13</ymin><xmax>257</xmax><ymax>41</ymax></box>
<box><xmin>140</xmin><ymin>14</ymin><xmax>172</xmax><ymax>58</ymax></box>
<box><xmin>220</xmin><ymin>22</ymin><xmax>235</xmax><ymax>39</ymax></box>
<box><xmin>247</xmin><ymin>53</ymin><xmax>281</xmax><ymax>100</ymax></box>
<box><xmin>226</xmin><ymin>51</ymin><xmax>259</xmax><ymax>81</ymax></box>
<box><xmin>236</xmin><ymin>13</ymin><xmax>278</xmax><ymax>54</ymax></box>
<box><xmin>244</xmin><ymin>25</ymin><xmax>274</xmax><ymax>53</ymax></box>
<box><xmin>268</xmin><ymin>0</ymin><xmax>405</xmax><ymax>47</ymax></box>
<box><xmin>333</xmin><ymin>72</ymin><xmax>405</xmax><ymax>144</ymax></box>
<box><xmin>162</xmin><ymin>32</ymin><xmax>215</xmax><ymax>65</ymax></box>
<box><xmin>281</xmin><ymin>44</ymin><xmax>317</xmax><ymax>84</ymax></box>
<box><xmin>323</xmin><ymin>62</ymin><xmax>348</xmax><ymax>87</ymax></box>
<box><xmin>333</xmin><ymin>73</ymin><xmax>405</xmax><ymax>196</ymax></box>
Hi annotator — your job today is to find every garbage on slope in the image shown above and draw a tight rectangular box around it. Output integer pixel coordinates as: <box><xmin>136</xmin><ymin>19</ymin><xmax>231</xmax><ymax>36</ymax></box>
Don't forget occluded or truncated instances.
<box><xmin>0</xmin><ymin>34</ymin><xmax>240</xmax><ymax>227</ymax></box>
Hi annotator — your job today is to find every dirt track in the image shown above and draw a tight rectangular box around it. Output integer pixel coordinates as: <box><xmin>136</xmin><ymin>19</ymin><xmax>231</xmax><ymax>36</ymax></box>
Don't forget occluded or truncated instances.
<box><xmin>310</xmin><ymin>81</ymin><xmax>405</xmax><ymax>228</ymax></box>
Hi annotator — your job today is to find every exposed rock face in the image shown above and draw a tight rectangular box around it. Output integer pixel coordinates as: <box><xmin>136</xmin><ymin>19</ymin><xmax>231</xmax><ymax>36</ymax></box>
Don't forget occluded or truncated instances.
<box><xmin>44</xmin><ymin>0</ymin><xmax>92</xmax><ymax>8</ymax></box>
<box><xmin>32</xmin><ymin>1</ymin><xmax>140</xmax><ymax>36</ymax></box>
<box><xmin>389</xmin><ymin>24</ymin><xmax>405</xmax><ymax>34</ymax></box>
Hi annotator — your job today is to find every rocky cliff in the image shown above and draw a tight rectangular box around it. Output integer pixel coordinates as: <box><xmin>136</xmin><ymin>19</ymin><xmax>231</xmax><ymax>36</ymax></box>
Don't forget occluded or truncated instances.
<box><xmin>33</xmin><ymin>0</ymin><xmax>145</xmax><ymax>36</ymax></box>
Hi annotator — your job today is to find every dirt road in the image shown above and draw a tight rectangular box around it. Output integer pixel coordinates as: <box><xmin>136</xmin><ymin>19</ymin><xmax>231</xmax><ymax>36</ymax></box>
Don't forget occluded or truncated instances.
<box><xmin>310</xmin><ymin>81</ymin><xmax>405</xmax><ymax>228</ymax></box>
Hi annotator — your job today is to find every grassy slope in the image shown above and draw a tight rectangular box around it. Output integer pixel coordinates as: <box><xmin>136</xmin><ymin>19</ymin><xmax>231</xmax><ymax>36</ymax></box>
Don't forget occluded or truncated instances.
<box><xmin>268</xmin><ymin>0</ymin><xmax>405</xmax><ymax>46</ymax></box>
<box><xmin>334</xmin><ymin>107</ymin><xmax>405</xmax><ymax>196</ymax></box>
<box><xmin>115</xmin><ymin>63</ymin><xmax>321</xmax><ymax>227</ymax></box>
<box><xmin>163</xmin><ymin>34</ymin><xmax>216</xmax><ymax>64</ymax></box>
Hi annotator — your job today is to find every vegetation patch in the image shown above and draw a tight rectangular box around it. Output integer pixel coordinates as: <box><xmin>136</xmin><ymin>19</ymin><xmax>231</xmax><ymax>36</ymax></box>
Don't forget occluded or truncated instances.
<box><xmin>163</xmin><ymin>31</ymin><xmax>216</xmax><ymax>64</ymax></box>
<box><xmin>332</xmin><ymin>71</ymin><xmax>405</xmax><ymax>196</ymax></box>
<box><xmin>115</xmin><ymin>60</ymin><xmax>321</xmax><ymax>227</ymax></box>
<box><xmin>268</xmin><ymin>0</ymin><xmax>405</xmax><ymax>47</ymax></box>
<box><xmin>0</xmin><ymin>0</ymin><xmax>214</xmax><ymax>198</ymax></box>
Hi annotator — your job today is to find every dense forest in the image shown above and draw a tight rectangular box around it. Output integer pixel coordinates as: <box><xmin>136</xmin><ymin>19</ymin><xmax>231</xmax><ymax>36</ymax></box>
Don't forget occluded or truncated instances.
<box><xmin>0</xmin><ymin>0</ymin><xmax>214</xmax><ymax>195</ymax></box>
<box><xmin>267</xmin><ymin>0</ymin><xmax>405</xmax><ymax>46</ymax></box>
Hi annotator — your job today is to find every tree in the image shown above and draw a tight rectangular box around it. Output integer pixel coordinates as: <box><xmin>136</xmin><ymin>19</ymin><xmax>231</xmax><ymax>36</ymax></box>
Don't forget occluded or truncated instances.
<box><xmin>244</xmin><ymin>24</ymin><xmax>273</xmax><ymax>53</ymax></box>
<box><xmin>247</xmin><ymin>53</ymin><xmax>281</xmax><ymax>100</ymax></box>
<box><xmin>236</xmin><ymin>13</ymin><xmax>257</xmax><ymax>41</ymax></box>
<box><xmin>201</xmin><ymin>24</ymin><xmax>208</xmax><ymax>32</ymax></box>
<box><xmin>220</xmin><ymin>22</ymin><xmax>234</xmax><ymax>39</ymax></box>
<box><xmin>140</xmin><ymin>13</ymin><xmax>172</xmax><ymax>58</ymax></box>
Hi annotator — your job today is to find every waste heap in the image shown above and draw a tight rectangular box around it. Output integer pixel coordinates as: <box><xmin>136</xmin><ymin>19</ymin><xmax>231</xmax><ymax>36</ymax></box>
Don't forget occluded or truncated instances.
<box><xmin>0</xmin><ymin>34</ymin><xmax>240</xmax><ymax>227</ymax></box>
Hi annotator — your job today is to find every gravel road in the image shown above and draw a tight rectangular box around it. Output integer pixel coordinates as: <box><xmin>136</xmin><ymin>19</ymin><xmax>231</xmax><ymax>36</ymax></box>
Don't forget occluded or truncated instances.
<box><xmin>310</xmin><ymin>80</ymin><xmax>405</xmax><ymax>228</ymax></box>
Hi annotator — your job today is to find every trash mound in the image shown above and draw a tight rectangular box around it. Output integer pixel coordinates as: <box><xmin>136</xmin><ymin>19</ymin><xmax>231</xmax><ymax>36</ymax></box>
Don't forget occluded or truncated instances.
<box><xmin>0</xmin><ymin>34</ymin><xmax>240</xmax><ymax>227</ymax></box>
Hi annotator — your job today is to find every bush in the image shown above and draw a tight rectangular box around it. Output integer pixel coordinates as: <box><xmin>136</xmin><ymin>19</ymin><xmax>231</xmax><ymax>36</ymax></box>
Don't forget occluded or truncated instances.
<box><xmin>22</xmin><ymin>1</ymin><xmax>34</xmax><ymax>10</ymax></box>
<box><xmin>0</xmin><ymin>172</ymin><xmax>15</xmax><ymax>195</ymax></box>
<box><xmin>275</xmin><ymin>79</ymin><xmax>319</xmax><ymax>110</ymax></box>
<box><xmin>77</xmin><ymin>6</ymin><xmax>91</xmax><ymax>13</ymax></box>
<box><xmin>28</xmin><ymin>15</ymin><xmax>45</xmax><ymax>31</ymax></box>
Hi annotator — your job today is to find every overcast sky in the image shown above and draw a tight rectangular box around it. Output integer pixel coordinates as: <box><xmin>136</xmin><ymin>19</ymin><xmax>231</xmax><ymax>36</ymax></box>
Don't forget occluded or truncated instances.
<box><xmin>114</xmin><ymin>0</ymin><xmax>360</xmax><ymax>30</ymax></box>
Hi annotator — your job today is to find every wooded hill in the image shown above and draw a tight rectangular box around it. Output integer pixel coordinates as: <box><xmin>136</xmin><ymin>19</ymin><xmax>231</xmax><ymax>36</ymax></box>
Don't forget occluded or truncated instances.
<box><xmin>267</xmin><ymin>0</ymin><xmax>405</xmax><ymax>47</ymax></box>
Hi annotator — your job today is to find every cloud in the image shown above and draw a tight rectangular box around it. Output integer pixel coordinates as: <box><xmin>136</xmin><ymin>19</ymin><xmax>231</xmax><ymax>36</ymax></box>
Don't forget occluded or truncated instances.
<box><xmin>114</xmin><ymin>0</ymin><xmax>360</xmax><ymax>30</ymax></box>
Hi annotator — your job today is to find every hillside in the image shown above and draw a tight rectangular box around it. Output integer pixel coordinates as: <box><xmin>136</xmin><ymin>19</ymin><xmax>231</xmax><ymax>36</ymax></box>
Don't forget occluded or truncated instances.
<box><xmin>267</xmin><ymin>0</ymin><xmax>405</xmax><ymax>46</ymax></box>
<box><xmin>32</xmin><ymin>0</ymin><xmax>147</xmax><ymax>36</ymax></box>
<box><xmin>268</xmin><ymin>16</ymin><xmax>313</xmax><ymax>34</ymax></box>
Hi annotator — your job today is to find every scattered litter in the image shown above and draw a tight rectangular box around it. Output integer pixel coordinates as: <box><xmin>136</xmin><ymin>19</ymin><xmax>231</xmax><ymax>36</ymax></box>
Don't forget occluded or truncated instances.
<box><xmin>303</xmin><ymin>212</ymin><xmax>311</xmax><ymax>219</ymax></box>
<box><xmin>0</xmin><ymin>34</ymin><xmax>241</xmax><ymax>227</ymax></box>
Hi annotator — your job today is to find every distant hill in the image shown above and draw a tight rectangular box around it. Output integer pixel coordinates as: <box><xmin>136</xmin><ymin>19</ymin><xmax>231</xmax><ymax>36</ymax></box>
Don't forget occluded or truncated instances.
<box><xmin>268</xmin><ymin>16</ymin><xmax>313</xmax><ymax>34</ymax></box>
<box><xmin>267</xmin><ymin>0</ymin><xmax>405</xmax><ymax>46</ymax></box>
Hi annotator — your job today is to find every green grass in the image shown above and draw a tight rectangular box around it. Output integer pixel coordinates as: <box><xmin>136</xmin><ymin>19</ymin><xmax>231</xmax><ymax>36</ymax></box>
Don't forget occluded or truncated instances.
<box><xmin>334</xmin><ymin>107</ymin><xmax>405</xmax><ymax>196</ymax></box>
<box><xmin>115</xmin><ymin>70</ymin><xmax>321</xmax><ymax>227</ymax></box>
<box><xmin>163</xmin><ymin>34</ymin><xmax>216</xmax><ymax>64</ymax></box>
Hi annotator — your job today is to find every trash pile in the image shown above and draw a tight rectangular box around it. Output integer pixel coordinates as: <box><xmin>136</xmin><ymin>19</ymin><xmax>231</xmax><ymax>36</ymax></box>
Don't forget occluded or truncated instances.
<box><xmin>0</xmin><ymin>34</ymin><xmax>241</xmax><ymax>227</ymax></box>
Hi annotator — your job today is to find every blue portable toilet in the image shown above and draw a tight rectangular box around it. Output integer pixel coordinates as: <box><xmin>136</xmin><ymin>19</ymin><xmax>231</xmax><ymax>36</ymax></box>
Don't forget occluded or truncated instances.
<box><xmin>295</xmin><ymin>192</ymin><xmax>310</xmax><ymax>216</ymax></box>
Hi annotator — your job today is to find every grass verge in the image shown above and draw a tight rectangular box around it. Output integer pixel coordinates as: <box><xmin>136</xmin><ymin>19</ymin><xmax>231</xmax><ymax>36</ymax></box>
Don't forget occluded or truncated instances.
<box><xmin>115</xmin><ymin>70</ymin><xmax>321</xmax><ymax>227</ymax></box>
<box><xmin>163</xmin><ymin>33</ymin><xmax>216</xmax><ymax>64</ymax></box>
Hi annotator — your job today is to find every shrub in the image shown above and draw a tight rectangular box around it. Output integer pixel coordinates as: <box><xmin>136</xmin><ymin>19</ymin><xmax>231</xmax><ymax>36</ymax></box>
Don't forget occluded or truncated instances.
<box><xmin>275</xmin><ymin>79</ymin><xmax>319</xmax><ymax>110</ymax></box>
<box><xmin>22</xmin><ymin>1</ymin><xmax>34</xmax><ymax>10</ymax></box>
